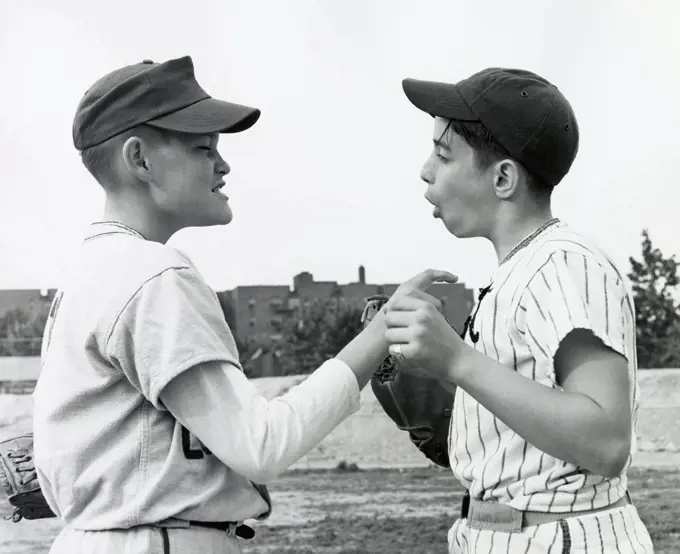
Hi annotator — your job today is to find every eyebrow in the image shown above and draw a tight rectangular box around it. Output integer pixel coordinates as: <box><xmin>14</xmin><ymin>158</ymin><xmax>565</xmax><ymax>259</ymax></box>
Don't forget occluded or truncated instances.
<box><xmin>433</xmin><ymin>138</ymin><xmax>451</xmax><ymax>151</ymax></box>
<box><xmin>193</xmin><ymin>133</ymin><xmax>218</xmax><ymax>144</ymax></box>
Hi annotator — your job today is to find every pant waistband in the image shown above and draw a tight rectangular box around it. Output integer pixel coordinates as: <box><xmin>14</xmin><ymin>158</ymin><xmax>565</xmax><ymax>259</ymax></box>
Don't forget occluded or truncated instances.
<box><xmin>187</xmin><ymin>520</ymin><xmax>255</xmax><ymax>540</ymax></box>
<box><xmin>156</xmin><ymin>518</ymin><xmax>255</xmax><ymax>540</ymax></box>
<box><xmin>461</xmin><ymin>490</ymin><xmax>632</xmax><ymax>533</ymax></box>
<box><xmin>158</xmin><ymin>523</ymin><xmax>253</xmax><ymax>554</ymax></box>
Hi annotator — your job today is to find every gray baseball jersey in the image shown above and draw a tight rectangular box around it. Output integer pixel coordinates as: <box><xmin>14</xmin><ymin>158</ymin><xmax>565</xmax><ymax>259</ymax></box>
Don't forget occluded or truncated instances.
<box><xmin>34</xmin><ymin>222</ymin><xmax>361</xmax><ymax>540</ymax></box>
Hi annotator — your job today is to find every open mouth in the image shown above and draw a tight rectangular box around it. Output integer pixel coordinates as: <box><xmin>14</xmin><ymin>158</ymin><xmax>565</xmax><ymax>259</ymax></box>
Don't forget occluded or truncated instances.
<box><xmin>211</xmin><ymin>182</ymin><xmax>229</xmax><ymax>200</ymax></box>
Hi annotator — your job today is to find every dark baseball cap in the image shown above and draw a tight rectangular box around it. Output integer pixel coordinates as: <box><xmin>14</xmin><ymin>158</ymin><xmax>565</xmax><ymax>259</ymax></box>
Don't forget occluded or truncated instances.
<box><xmin>402</xmin><ymin>68</ymin><xmax>579</xmax><ymax>187</ymax></box>
<box><xmin>73</xmin><ymin>56</ymin><xmax>261</xmax><ymax>150</ymax></box>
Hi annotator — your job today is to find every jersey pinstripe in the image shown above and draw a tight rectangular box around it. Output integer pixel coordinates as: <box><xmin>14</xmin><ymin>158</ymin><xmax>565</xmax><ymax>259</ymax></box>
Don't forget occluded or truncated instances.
<box><xmin>449</xmin><ymin>221</ymin><xmax>640</xmax><ymax>514</ymax></box>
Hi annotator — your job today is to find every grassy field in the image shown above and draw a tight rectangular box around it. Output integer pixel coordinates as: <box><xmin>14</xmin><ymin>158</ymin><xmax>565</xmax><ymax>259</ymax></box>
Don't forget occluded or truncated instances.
<box><xmin>1</xmin><ymin>465</ymin><xmax>677</xmax><ymax>553</ymax></box>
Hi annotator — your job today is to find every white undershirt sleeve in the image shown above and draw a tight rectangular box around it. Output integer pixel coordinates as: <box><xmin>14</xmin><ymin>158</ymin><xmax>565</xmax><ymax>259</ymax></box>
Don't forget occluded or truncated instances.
<box><xmin>106</xmin><ymin>265</ymin><xmax>362</xmax><ymax>484</ymax></box>
<box><xmin>159</xmin><ymin>358</ymin><xmax>361</xmax><ymax>484</ymax></box>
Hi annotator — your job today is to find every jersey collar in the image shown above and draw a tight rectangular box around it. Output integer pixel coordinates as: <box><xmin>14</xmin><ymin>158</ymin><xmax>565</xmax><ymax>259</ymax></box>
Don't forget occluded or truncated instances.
<box><xmin>84</xmin><ymin>221</ymin><xmax>146</xmax><ymax>242</ymax></box>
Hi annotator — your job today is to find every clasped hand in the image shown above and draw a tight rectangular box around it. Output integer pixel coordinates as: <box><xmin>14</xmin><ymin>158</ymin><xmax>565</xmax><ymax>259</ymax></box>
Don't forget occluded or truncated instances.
<box><xmin>383</xmin><ymin>269</ymin><xmax>468</xmax><ymax>383</ymax></box>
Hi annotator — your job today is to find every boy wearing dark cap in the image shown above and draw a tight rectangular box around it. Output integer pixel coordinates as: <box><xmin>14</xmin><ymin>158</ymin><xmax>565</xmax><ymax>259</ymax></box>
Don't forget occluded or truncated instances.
<box><xmin>32</xmin><ymin>56</ymin><xmax>456</xmax><ymax>554</ymax></box>
<box><xmin>382</xmin><ymin>68</ymin><xmax>654</xmax><ymax>552</ymax></box>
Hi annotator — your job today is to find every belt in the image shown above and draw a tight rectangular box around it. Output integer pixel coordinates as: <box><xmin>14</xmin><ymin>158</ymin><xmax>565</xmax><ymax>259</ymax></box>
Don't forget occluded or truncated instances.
<box><xmin>158</xmin><ymin>521</ymin><xmax>255</xmax><ymax>554</ymax></box>
<box><xmin>188</xmin><ymin>520</ymin><xmax>255</xmax><ymax>539</ymax></box>
<box><xmin>460</xmin><ymin>490</ymin><xmax>632</xmax><ymax>533</ymax></box>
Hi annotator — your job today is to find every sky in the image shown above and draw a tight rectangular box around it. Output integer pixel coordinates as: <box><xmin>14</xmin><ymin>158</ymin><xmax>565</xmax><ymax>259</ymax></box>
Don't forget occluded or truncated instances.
<box><xmin>1</xmin><ymin>0</ymin><xmax>678</xmax><ymax>293</ymax></box>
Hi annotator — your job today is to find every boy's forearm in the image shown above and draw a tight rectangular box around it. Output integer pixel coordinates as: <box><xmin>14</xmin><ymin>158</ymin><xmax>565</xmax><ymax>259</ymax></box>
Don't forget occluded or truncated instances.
<box><xmin>451</xmin><ymin>348</ymin><xmax>630</xmax><ymax>477</ymax></box>
<box><xmin>161</xmin><ymin>358</ymin><xmax>363</xmax><ymax>484</ymax></box>
<box><xmin>335</xmin><ymin>312</ymin><xmax>389</xmax><ymax>390</ymax></box>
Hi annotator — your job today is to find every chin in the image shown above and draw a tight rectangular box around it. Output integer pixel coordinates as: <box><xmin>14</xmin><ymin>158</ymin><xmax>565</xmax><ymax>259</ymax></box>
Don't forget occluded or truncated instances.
<box><xmin>442</xmin><ymin>217</ymin><xmax>474</xmax><ymax>239</ymax></box>
<box><xmin>185</xmin><ymin>212</ymin><xmax>233</xmax><ymax>229</ymax></box>
<box><xmin>206</xmin><ymin>205</ymin><xmax>234</xmax><ymax>226</ymax></box>
<box><xmin>440</xmin><ymin>217</ymin><xmax>461</xmax><ymax>237</ymax></box>
<box><xmin>207</xmin><ymin>214</ymin><xmax>233</xmax><ymax>226</ymax></box>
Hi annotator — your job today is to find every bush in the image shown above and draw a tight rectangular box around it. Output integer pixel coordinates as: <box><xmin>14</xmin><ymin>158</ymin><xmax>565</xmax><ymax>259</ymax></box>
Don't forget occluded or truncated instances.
<box><xmin>335</xmin><ymin>460</ymin><xmax>360</xmax><ymax>472</ymax></box>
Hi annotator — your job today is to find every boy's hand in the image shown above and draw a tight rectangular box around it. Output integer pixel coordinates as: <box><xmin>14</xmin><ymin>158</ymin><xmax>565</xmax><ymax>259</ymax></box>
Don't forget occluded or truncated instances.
<box><xmin>365</xmin><ymin>269</ymin><xmax>458</xmax><ymax>329</ymax></box>
<box><xmin>384</xmin><ymin>288</ymin><xmax>467</xmax><ymax>383</ymax></box>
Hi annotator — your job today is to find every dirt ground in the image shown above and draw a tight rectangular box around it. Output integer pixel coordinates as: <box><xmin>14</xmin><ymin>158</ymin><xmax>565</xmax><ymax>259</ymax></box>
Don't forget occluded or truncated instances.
<box><xmin>1</xmin><ymin>370</ymin><xmax>679</xmax><ymax>552</ymax></box>
<box><xmin>241</xmin><ymin>466</ymin><xmax>680</xmax><ymax>554</ymax></box>
<box><xmin>1</xmin><ymin>466</ymin><xmax>678</xmax><ymax>554</ymax></box>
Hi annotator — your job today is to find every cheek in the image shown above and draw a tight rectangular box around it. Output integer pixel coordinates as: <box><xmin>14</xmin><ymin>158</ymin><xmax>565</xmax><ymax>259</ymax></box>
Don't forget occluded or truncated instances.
<box><xmin>162</xmin><ymin>155</ymin><xmax>210</xmax><ymax>191</ymax></box>
<box><xmin>157</xmin><ymin>152</ymin><xmax>189</xmax><ymax>183</ymax></box>
<box><xmin>150</xmin><ymin>163</ymin><xmax>198</xmax><ymax>212</ymax></box>
<box><xmin>192</xmin><ymin>156</ymin><xmax>218</xmax><ymax>186</ymax></box>
<box><xmin>432</xmin><ymin>164</ymin><xmax>463</xmax><ymax>205</ymax></box>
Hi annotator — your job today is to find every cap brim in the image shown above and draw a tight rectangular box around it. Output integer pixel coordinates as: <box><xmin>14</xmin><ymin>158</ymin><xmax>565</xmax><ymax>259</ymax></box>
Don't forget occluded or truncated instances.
<box><xmin>146</xmin><ymin>97</ymin><xmax>261</xmax><ymax>134</ymax></box>
<box><xmin>402</xmin><ymin>78</ymin><xmax>478</xmax><ymax>122</ymax></box>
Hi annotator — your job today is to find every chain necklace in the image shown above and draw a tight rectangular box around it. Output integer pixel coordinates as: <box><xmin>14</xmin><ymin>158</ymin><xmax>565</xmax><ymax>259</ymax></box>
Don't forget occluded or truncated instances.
<box><xmin>461</xmin><ymin>217</ymin><xmax>560</xmax><ymax>344</ymax></box>
<box><xmin>499</xmin><ymin>217</ymin><xmax>560</xmax><ymax>267</ymax></box>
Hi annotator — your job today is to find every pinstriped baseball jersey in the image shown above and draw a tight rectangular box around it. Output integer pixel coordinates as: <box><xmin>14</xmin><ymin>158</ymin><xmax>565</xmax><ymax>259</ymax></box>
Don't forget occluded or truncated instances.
<box><xmin>449</xmin><ymin>221</ymin><xmax>640</xmax><ymax>514</ymax></box>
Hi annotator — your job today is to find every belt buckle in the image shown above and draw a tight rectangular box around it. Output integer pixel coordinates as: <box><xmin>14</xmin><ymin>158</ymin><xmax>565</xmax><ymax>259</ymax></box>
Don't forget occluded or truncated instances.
<box><xmin>234</xmin><ymin>524</ymin><xmax>256</xmax><ymax>540</ymax></box>
<box><xmin>467</xmin><ymin>499</ymin><xmax>524</xmax><ymax>533</ymax></box>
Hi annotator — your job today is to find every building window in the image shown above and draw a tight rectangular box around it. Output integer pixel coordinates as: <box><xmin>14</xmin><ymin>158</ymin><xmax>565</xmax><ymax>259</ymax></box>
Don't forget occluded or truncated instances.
<box><xmin>249</xmin><ymin>318</ymin><xmax>256</xmax><ymax>328</ymax></box>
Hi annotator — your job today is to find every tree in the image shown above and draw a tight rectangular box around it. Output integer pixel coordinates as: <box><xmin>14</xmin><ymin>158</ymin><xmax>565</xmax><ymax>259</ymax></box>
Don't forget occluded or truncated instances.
<box><xmin>628</xmin><ymin>229</ymin><xmax>680</xmax><ymax>368</ymax></box>
<box><xmin>0</xmin><ymin>302</ymin><xmax>52</xmax><ymax>356</ymax></box>
<box><xmin>215</xmin><ymin>292</ymin><xmax>255</xmax><ymax>367</ymax></box>
<box><xmin>326</xmin><ymin>306</ymin><xmax>365</xmax><ymax>355</ymax></box>
<box><xmin>276</xmin><ymin>300</ymin><xmax>364</xmax><ymax>375</ymax></box>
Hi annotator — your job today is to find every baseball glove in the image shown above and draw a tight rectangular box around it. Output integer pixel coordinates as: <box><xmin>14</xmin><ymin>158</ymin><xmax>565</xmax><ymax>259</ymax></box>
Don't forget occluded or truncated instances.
<box><xmin>0</xmin><ymin>434</ymin><xmax>56</xmax><ymax>522</ymax></box>
<box><xmin>362</xmin><ymin>294</ymin><xmax>456</xmax><ymax>468</ymax></box>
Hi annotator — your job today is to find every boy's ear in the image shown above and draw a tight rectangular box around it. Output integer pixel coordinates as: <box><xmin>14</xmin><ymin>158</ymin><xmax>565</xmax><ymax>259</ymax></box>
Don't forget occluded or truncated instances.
<box><xmin>491</xmin><ymin>159</ymin><xmax>520</xmax><ymax>200</ymax></box>
<box><xmin>121</xmin><ymin>136</ymin><xmax>153</xmax><ymax>182</ymax></box>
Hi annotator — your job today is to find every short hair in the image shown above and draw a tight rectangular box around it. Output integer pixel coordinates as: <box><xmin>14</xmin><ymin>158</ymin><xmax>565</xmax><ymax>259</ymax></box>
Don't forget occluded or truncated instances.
<box><xmin>78</xmin><ymin>125</ymin><xmax>171</xmax><ymax>185</ymax></box>
<box><xmin>443</xmin><ymin>119</ymin><xmax>554</xmax><ymax>202</ymax></box>
<box><xmin>80</xmin><ymin>139</ymin><xmax>117</xmax><ymax>184</ymax></box>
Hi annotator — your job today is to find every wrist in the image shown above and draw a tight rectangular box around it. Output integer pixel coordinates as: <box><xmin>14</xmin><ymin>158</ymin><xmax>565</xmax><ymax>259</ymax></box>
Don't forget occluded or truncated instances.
<box><xmin>336</xmin><ymin>309</ymin><xmax>389</xmax><ymax>390</ymax></box>
<box><xmin>446</xmin><ymin>343</ymin><xmax>477</xmax><ymax>385</ymax></box>
<box><xmin>367</xmin><ymin>310</ymin><xmax>389</xmax><ymax>353</ymax></box>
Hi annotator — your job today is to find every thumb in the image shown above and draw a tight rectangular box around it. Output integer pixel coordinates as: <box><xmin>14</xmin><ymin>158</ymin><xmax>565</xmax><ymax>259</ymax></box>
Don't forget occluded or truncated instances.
<box><xmin>408</xmin><ymin>269</ymin><xmax>459</xmax><ymax>291</ymax></box>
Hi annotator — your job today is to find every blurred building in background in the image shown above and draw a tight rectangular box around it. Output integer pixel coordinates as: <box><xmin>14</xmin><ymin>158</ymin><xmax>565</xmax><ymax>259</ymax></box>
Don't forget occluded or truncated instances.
<box><xmin>0</xmin><ymin>288</ymin><xmax>56</xmax><ymax>364</ymax></box>
<box><xmin>0</xmin><ymin>289</ymin><xmax>56</xmax><ymax>319</ymax></box>
<box><xmin>217</xmin><ymin>265</ymin><xmax>474</xmax><ymax>347</ymax></box>
<box><xmin>0</xmin><ymin>270</ymin><xmax>473</xmax><ymax>385</ymax></box>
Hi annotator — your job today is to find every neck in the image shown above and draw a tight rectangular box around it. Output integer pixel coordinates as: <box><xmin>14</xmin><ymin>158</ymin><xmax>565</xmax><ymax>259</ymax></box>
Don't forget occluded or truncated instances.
<box><xmin>489</xmin><ymin>206</ymin><xmax>554</xmax><ymax>264</ymax></box>
<box><xmin>101</xmin><ymin>196</ymin><xmax>178</xmax><ymax>244</ymax></box>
